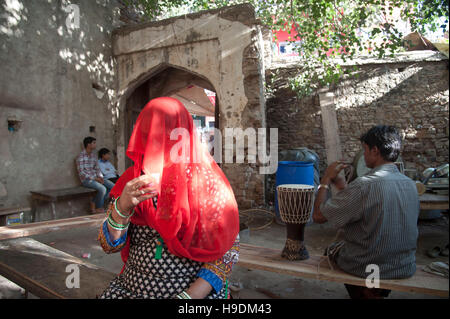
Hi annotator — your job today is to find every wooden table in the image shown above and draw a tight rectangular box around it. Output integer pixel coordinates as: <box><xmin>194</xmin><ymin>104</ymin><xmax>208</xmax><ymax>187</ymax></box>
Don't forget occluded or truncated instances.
<box><xmin>419</xmin><ymin>193</ymin><xmax>449</xmax><ymax>210</ymax></box>
<box><xmin>0</xmin><ymin>237</ymin><xmax>115</xmax><ymax>298</ymax></box>
<box><xmin>0</xmin><ymin>213</ymin><xmax>105</xmax><ymax>241</ymax></box>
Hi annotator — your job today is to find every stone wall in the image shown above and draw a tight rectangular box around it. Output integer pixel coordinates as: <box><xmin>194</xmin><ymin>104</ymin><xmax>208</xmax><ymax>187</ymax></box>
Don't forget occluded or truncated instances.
<box><xmin>0</xmin><ymin>0</ymin><xmax>122</xmax><ymax>217</ymax></box>
<box><xmin>266</xmin><ymin>67</ymin><xmax>326</xmax><ymax>170</ymax></box>
<box><xmin>334</xmin><ymin>57</ymin><xmax>449</xmax><ymax>172</ymax></box>
<box><xmin>265</xmin><ymin>51</ymin><xmax>449</xmax><ymax>204</ymax></box>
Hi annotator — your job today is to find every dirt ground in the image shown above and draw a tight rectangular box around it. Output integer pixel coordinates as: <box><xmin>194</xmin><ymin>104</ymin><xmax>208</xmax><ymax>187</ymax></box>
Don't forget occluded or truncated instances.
<box><xmin>0</xmin><ymin>212</ymin><xmax>448</xmax><ymax>299</ymax></box>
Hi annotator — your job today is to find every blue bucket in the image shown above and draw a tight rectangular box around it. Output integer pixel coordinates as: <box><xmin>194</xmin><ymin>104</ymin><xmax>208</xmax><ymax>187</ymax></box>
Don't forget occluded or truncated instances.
<box><xmin>275</xmin><ymin>161</ymin><xmax>314</xmax><ymax>219</ymax></box>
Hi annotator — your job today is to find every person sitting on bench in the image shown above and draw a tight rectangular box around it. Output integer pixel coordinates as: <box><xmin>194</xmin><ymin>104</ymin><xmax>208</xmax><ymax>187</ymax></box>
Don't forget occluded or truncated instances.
<box><xmin>312</xmin><ymin>125</ymin><xmax>420</xmax><ymax>299</ymax></box>
<box><xmin>97</xmin><ymin>97</ymin><xmax>240</xmax><ymax>299</ymax></box>
<box><xmin>76</xmin><ymin>137</ymin><xmax>114</xmax><ymax>214</ymax></box>
<box><xmin>98</xmin><ymin>148</ymin><xmax>119</xmax><ymax>184</ymax></box>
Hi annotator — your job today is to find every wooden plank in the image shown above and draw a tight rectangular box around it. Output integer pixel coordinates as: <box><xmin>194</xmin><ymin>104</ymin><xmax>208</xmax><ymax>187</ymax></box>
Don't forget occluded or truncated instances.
<box><xmin>318</xmin><ymin>88</ymin><xmax>342</xmax><ymax>164</ymax></box>
<box><xmin>419</xmin><ymin>193</ymin><xmax>449</xmax><ymax>202</ymax></box>
<box><xmin>0</xmin><ymin>238</ymin><xmax>116</xmax><ymax>299</ymax></box>
<box><xmin>238</xmin><ymin>243</ymin><xmax>449</xmax><ymax>297</ymax></box>
<box><xmin>318</xmin><ymin>88</ymin><xmax>346</xmax><ymax>194</ymax></box>
<box><xmin>30</xmin><ymin>186</ymin><xmax>96</xmax><ymax>202</ymax></box>
<box><xmin>0</xmin><ymin>214</ymin><xmax>105</xmax><ymax>240</ymax></box>
<box><xmin>0</xmin><ymin>206</ymin><xmax>32</xmax><ymax>217</ymax></box>
<box><xmin>419</xmin><ymin>193</ymin><xmax>449</xmax><ymax>210</ymax></box>
<box><xmin>420</xmin><ymin>202</ymin><xmax>449</xmax><ymax>210</ymax></box>
<box><xmin>0</xmin><ymin>261</ymin><xmax>64</xmax><ymax>299</ymax></box>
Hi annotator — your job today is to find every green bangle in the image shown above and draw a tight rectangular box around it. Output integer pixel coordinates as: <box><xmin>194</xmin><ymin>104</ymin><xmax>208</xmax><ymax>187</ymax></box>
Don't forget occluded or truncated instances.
<box><xmin>107</xmin><ymin>214</ymin><xmax>129</xmax><ymax>230</ymax></box>
<box><xmin>108</xmin><ymin>214</ymin><xmax>129</xmax><ymax>228</ymax></box>
<box><xmin>107</xmin><ymin>221</ymin><xmax>128</xmax><ymax>231</ymax></box>
<box><xmin>176</xmin><ymin>291</ymin><xmax>191</xmax><ymax>299</ymax></box>
<box><xmin>114</xmin><ymin>197</ymin><xmax>134</xmax><ymax>218</ymax></box>
<box><xmin>107</xmin><ymin>219</ymin><xmax>129</xmax><ymax>231</ymax></box>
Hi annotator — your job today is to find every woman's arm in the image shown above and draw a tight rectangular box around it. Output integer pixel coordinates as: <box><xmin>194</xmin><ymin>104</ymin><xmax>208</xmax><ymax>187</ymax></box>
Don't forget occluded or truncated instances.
<box><xmin>98</xmin><ymin>217</ymin><xmax>128</xmax><ymax>254</ymax></box>
<box><xmin>98</xmin><ymin>174</ymin><xmax>158</xmax><ymax>251</ymax></box>
<box><xmin>185</xmin><ymin>278</ymin><xmax>214</xmax><ymax>299</ymax></box>
<box><xmin>181</xmin><ymin>235</ymin><xmax>240</xmax><ymax>299</ymax></box>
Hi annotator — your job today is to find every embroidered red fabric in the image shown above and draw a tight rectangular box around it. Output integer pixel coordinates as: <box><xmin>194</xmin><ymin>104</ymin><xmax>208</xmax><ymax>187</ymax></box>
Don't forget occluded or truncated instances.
<box><xmin>110</xmin><ymin>97</ymin><xmax>239</xmax><ymax>268</ymax></box>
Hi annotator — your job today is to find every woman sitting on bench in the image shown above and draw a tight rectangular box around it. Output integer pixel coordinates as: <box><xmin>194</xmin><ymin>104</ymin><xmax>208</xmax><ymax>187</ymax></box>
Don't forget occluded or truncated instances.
<box><xmin>97</xmin><ymin>97</ymin><xmax>240</xmax><ymax>299</ymax></box>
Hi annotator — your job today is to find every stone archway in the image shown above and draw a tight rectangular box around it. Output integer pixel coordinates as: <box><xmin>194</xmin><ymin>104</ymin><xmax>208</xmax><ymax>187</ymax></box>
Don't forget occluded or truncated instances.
<box><xmin>123</xmin><ymin>65</ymin><xmax>219</xmax><ymax>168</ymax></box>
<box><xmin>112</xmin><ymin>4</ymin><xmax>267</xmax><ymax>208</ymax></box>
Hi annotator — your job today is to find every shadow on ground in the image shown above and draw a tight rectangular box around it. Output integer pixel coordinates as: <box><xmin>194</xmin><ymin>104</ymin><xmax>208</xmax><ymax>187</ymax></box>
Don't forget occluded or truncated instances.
<box><xmin>0</xmin><ymin>213</ymin><xmax>448</xmax><ymax>299</ymax></box>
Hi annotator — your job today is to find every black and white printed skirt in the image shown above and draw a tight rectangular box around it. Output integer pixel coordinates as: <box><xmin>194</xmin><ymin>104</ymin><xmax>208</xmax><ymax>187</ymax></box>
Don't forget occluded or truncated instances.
<box><xmin>99</xmin><ymin>224</ymin><xmax>226</xmax><ymax>299</ymax></box>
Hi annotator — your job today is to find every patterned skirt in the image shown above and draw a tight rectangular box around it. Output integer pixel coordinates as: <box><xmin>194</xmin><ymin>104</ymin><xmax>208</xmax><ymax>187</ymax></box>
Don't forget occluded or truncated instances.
<box><xmin>99</xmin><ymin>224</ymin><xmax>226</xmax><ymax>299</ymax></box>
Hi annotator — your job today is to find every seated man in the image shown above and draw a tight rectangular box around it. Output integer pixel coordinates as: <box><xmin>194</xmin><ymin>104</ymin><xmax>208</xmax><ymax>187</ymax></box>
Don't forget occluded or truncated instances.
<box><xmin>98</xmin><ymin>148</ymin><xmax>119</xmax><ymax>184</ymax></box>
<box><xmin>76</xmin><ymin>137</ymin><xmax>114</xmax><ymax>213</ymax></box>
<box><xmin>313</xmin><ymin>125</ymin><xmax>419</xmax><ymax>299</ymax></box>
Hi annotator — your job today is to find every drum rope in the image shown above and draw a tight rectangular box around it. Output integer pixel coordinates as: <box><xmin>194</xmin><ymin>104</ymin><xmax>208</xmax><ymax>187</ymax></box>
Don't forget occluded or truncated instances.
<box><xmin>317</xmin><ymin>229</ymin><xmax>344</xmax><ymax>275</ymax></box>
<box><xmin>239</xmin><ymin>208</ymin><xmax>275</xmax><ymax>231</ymax></box>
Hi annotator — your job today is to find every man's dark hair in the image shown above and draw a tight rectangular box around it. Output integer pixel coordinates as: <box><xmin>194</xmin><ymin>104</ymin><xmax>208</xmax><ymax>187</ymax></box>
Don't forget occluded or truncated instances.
<box><xmin>360</xmin><ymin>125</ymin><xmax>402</xmax><ymax>162</ymax></box>
<box><xmin>83</xmin><ymin>136</ymin><xmax>96</xmax><ymax>148</ymax></box>
<box><xmin>98</xmin><ymin>148</ymin><xmax>110</xmax><ymax>159</ymax></box>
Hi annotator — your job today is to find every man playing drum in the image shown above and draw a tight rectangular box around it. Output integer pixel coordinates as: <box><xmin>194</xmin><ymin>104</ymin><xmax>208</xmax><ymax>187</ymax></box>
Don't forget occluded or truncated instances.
<box><xmin>312</xmin><ymin>125</ymin><xmax>420</xmax><ymax>299</ymax></box>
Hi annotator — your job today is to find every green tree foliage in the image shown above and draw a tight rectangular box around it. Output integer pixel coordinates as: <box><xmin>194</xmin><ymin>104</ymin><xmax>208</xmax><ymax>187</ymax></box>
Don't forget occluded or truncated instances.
<box><xmin>123</xmin><ymin>0</ymin><xmax>449</xmax><ymax>98</ymax></box>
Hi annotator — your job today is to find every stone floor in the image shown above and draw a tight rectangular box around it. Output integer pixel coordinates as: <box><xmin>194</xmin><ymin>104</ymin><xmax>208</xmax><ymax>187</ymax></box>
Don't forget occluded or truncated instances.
<box><xmin>0</xmin><ymin>211</ymin><xmax>448</xmax><ymax>299</ymax></box>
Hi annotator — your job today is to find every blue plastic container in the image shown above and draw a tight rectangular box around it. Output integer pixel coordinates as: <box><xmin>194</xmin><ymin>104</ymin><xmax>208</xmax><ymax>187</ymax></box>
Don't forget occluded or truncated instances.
<box><xmin>275</xmin><ymin>161</ymin><xmax>314</xmax><ymax>219</ymax></box>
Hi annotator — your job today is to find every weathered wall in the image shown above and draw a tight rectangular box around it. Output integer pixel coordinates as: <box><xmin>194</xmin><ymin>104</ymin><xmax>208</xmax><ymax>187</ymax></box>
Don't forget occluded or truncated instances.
<box><xmin>266</xmin><ymin>51</ymin><xmax>449</xmax><ymax>205</ymax></box>
<box><xmin>0</xmin><ymin>0</ymin><xmax>122</xmax><ymax>216</ymax></box>
<box><xmin>4</xmin><ymin>2</ymin><xmax>445</xmax><ymax>216</ymax></box>
<box><xmin>334</xmin><ymin>56</ymin><xmax>449</xmax><ymax>171</ymax></box>
<box><xmin>112</xmin><ymin>4</ymin><xmax>267</xmax><ymax>209</ymax></box>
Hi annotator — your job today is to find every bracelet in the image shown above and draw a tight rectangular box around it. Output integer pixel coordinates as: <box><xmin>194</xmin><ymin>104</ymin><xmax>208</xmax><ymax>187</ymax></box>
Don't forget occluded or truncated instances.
<box><xmin>176</xmin><ymin>291</ymin><xmax>192</xmax><ymax>299</ymax></box>
<box><xmin>107</xmin><ymin>217</ymin><xmax>129</xmax><ymax>231</ymax></box>
<box><xmin>318</xmin><ymin>184</ymin><xmax>330</xmax><ymax>190</ymax></box>
<box><xmin>114</xmin><ymin>197</ymin><xmax>135</xmax><ymax>218</ymax></box>
<box><xmin>107</xmin><ymin>213</ymin><xmax>130</xmax><ymax>230</ymax></box>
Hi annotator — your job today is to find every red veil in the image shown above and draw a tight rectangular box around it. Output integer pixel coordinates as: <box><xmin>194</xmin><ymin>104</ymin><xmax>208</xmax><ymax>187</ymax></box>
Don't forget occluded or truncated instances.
<box><xmin>110</xmin><ymin>97</ymin><xmax>239</xmax><ymax>269</ymax></box>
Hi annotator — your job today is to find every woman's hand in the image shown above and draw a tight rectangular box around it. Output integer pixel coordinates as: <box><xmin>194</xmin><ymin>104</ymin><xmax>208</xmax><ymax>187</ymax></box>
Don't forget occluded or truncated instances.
<box><xmin>117</xmin><ymin>174</ymin><xmax>158</xmax><ymax>213</ymax></box>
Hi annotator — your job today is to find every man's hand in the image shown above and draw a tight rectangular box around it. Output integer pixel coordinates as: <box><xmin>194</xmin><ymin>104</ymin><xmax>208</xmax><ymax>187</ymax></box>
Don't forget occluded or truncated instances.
<box><xmin>95</xmin><ymin>177</ymin><xmax>104</xmax><ymax>184</ymax></box>
<box><xmin>332</xmin><ymin>175</ymin><xmax>347</xmax><ymax>191</ymax></box>
<box><xmin>322</xmin><ymin>161</ymin><xmax>348</xmax><ymax>185</ymax></box>
<box><xmin>313</xmin><ymin>161</ymin><xmax>348</xmax><ymax>224</ymax></box>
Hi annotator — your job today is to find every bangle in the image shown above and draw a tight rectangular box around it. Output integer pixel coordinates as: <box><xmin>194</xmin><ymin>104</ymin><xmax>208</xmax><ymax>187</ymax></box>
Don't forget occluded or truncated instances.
<box><xmin>176</xmin><ymin>291</ymin><xmax>192</xmax><ymax>299</ymax></box>
<box><xmin>107</xmin><ymin>213</ymin><xmax>129</xmax><ymax>230</ymax></box>
<box><xmin>318</xmin><ymin>184</ymin><xmax>329</xmax><ymax>190</ymax></box>
<box><xmin>114</xmin><ymin>197</ymin><xmax>134</xmax><ymax>218</ymax></box>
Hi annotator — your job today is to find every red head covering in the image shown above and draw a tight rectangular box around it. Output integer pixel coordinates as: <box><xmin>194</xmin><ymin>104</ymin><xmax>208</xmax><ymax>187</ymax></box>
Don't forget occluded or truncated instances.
<box><xmin>110</xmin><ymin>97</ymin><xmax>239</xmax><ymax>268</ymax></box>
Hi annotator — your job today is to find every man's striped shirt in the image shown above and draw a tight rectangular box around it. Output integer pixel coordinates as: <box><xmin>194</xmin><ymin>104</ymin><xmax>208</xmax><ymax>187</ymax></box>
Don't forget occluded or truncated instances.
<box><xmin>320</xmin><ymin>164</ymin><xmax>420</xmax><ymax>279</ymax></box>
<box><xmin>76</xmin><ymin>149</ymin><xmax>102</xmax><ymax>182</ymax></box>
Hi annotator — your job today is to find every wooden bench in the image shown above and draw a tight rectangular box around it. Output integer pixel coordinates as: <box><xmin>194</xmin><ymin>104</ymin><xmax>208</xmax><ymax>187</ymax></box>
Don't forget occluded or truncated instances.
<box><xmin>238</xmin><ymin>243</ymin><xmax>449</xmax><ymax>297</ymax></box>
<box><xmin>0</xmin><ymin>237</ymin><xmax>115</xmax><ymax>299</ymax></box>
<box><xmin>0</xmin><ymin>214</ymin><xmax>110</xmax><ymax>298</ymax></box>
<box><xmin>0</xmin><ymin>216</ymin><xmax>447</xmax><ymax>298</ymax></box>
<box><xmin>30</xmin><ymin>186</ymin><xmax>97</xmax><ymax>221</ymax></box>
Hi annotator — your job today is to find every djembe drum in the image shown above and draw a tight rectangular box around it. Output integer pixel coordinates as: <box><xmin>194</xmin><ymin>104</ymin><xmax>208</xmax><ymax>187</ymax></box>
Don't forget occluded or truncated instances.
<box><xmin>277</xmin><ymin>184</ymin><xmax>315</xmax><ymax>261</ymax></box>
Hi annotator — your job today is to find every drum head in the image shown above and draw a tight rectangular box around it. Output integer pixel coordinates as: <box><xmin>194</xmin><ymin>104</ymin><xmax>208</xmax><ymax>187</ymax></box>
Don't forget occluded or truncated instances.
<box><xmin>277</xmin><ymin>184</ymin><xmax>314</xmax><ymax>190</ymax></box>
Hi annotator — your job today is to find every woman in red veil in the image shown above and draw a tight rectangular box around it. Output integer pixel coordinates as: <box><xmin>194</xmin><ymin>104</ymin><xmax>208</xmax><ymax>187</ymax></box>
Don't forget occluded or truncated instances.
<box><xmin>97</xmin><ymin>97</ymin><xmax>240</xmax><ymax>299</ymax></box>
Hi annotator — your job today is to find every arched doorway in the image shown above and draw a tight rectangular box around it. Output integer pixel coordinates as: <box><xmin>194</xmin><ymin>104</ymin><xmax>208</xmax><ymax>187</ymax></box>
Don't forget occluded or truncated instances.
<box><xmin>113</xmin><ymin>4</ymin><xmax>267</xmax><ymax>208</ymax></box>
<box><xmin>124</xmin><ymin>66</ymin><xmax>220</xmax><ymax>168</ymax></box>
